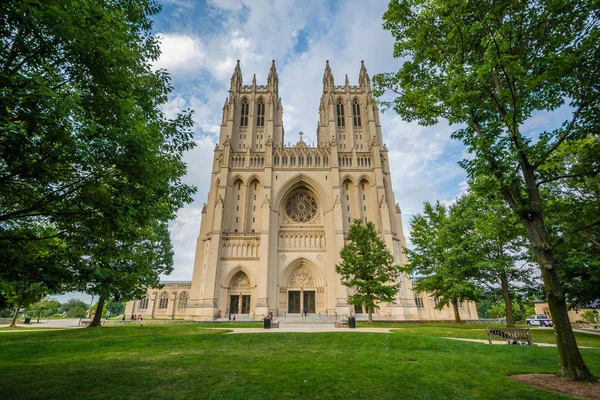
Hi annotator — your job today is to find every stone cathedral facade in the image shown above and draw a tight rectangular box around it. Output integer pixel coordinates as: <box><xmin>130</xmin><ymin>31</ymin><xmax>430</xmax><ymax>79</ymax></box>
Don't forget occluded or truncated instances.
<box><xmin>124</xmin><ymin>61</ymin><xmax>478</xmax><ymax>321</ymax></box>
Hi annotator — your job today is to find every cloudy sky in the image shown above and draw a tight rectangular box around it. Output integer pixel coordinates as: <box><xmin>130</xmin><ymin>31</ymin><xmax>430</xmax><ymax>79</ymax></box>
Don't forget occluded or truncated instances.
<box><xmin>56</xmin><ymin>0</ymin><xmax>571</xmax><ymax>304</ymax></box>
<box><xmin>151</xmin><ymin>0</ymin><xmax>472</xmax><ymax>283</ymax></box>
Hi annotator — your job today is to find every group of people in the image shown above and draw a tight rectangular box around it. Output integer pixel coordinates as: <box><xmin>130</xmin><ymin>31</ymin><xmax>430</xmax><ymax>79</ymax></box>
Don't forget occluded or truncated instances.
<box><xmin>121</xmin><ymin>314</ymin><xmax>143</xmax><ymax>321</ymax></box>
<box><xmin>228</xmin><ymin>313</ymin><xmax>237</xmax><ymax>321</ymax></box>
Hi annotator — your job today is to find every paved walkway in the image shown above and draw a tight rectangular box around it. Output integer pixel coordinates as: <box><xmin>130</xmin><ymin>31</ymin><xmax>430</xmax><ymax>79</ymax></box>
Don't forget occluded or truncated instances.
<box><xmin>574</xmin><ymin>328</ymin><xmax>600</xmax><ymax>336</ymax></box>
<box><xmin>0</xmin><ymin>319</ymin><xmax>84</xmax><ymax>331</ymax></box>
<box><xmin>219</xmin><ymin>323</ymin><xmax>393</xmax><ymax>334</ymax></box>
<box><xmin>442</xmin><ymin>337</ymin><xmax>596</xmax><ymax>349</ymax></box>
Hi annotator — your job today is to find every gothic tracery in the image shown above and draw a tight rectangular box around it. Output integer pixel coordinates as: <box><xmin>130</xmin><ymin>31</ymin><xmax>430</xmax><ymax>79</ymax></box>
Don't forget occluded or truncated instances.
<box><xmin>284</xmin><ymin>190</ymin><xmax>318</xmax><ymax>223</ymax></box>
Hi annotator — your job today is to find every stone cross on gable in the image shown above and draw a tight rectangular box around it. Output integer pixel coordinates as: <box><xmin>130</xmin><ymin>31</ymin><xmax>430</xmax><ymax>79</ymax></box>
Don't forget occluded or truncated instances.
<box><xmin>299</xmin><ymin>131</ymin><xmax>303</xmax><ymax>141</ymax></box>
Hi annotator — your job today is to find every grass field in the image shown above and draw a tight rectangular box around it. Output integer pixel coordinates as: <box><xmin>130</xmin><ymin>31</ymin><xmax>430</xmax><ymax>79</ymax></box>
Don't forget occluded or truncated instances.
<box><xmin>0</xmin><ymin>324</ymin><xmax>598</xmax><ymax>399</ymax></box>
<box><xmin>360</xmin><ymin>323</ymin><xmax>600</xmax><ymax>348</ymax></box>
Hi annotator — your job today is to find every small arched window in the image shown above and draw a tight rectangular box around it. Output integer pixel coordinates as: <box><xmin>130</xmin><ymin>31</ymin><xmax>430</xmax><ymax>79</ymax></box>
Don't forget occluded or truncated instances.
<box><xmin>352</xmin><ymin>99</ymin><xmax>361</xmax><ymax>127</ymax></box>
<box><xmin>178</xmin><ymin>292</ymin><xmax>188</xmax><ymax>309</ymax></box>
<box><xmin>159</xmin><ymin>293</ymin><xmax>169</xmax><ymax>309</ymax></box>
<box><xmin>336</xmin><ymin>99</ymin><xmax>345</xmax><ymax>127</ymax></box>
<box><xmin>240</xmin><ymin>99</ymin><xmax>249</xmax><ymax>127</ymax></box>
<box><xmin>256</xmin><ymin>98</ymin><xmax>265</xmax><ymax>127</ymax></box>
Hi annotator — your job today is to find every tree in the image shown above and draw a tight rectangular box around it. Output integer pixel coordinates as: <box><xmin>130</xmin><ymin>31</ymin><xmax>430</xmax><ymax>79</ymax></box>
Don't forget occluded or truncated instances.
<box><xmin>107</xmin><ymin>299</ymin><xmax>126</xmax><ymax>318</ymax></box>
<box><xmin>0</xmin><ymin>0</ymin><xmax>195</xmax><ymax>303</ymax></box>
<box><xmin>457</xmin><ymin>190</ymin><xmax>536</xmax><ymax>327</ymax></box>
<box><xmin>30</xmin><ymin>298</ymin><xmax>61</xmax><ymax>320</ymax></box>
<box><xmin>90</xmin><ymin>301</ymin><xmax>108</xmax><ymax>319</ymax></box>
<box><xmin>336</xmin><ymin>219</ymin><xmax>402</xmax><ymax>323</ymax></box>
<box><xmin>580</xmin><ymin>310</ymin><xmax>598</xmax><ymax>328</ymax></box>
<box><xmin>78</xmin><ymin>220</ymin><xmax>173</xmax><ymax>327</ymax></box>
<box><xmin>59</xmin><ymin>299</ymin><xmax>89</xmax><ymax>319</ymax></box>
<box><xmin>404</xmin><ymin>201</ymin><xmax>483</xmax><ymax>323</ymax></box>
<box><xmin>0</xmin><ymin>280</ymin><xmax>47</xmax><ymax>327</ymax></box>
<box><xmin>374</xmin><ymin>0</ymin><xmax>598</xmax><ymax>380</ymax></box>
<box><xmin>542</xmin><ymin>142</ymin><xmax>600</xmax><ymax>309</ymax></box>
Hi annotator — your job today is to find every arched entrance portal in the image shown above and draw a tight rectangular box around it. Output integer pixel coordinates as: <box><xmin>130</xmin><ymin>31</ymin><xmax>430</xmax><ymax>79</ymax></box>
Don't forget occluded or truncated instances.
<box><xmin>227</xmin><ymin>271</ymin><xmax>252</xmax><ymax>315</ymax></box>
<box><xmin>279</xmin><ymin>258</ymin><xmax>325</xmax><ymax>314</ymax></box>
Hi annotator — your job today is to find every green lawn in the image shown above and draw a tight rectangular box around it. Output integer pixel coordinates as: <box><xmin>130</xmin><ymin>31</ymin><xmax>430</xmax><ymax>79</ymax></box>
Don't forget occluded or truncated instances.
<box><xmin>0</xmin><ymin>325</ymin><xmax>598</xmax><ymax>399</ymax></box>
<box><xmin>359</xmin><ymin>323</ymin><xmax>600</xmax><ymax>349</ymax></box>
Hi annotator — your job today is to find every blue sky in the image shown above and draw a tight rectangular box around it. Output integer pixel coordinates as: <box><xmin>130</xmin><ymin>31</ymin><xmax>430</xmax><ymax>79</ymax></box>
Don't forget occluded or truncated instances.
<box><xmin>57</xmin><ymin>0</ymin><xmax>474</xmax><ymax>302</ymax></box>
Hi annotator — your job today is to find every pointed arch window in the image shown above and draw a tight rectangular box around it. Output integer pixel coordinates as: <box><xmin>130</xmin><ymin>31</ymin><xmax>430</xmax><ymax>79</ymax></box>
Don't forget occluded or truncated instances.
<box><xmin>159</xmin><ymin>292</ymin><xmax>169</xmax><ymax>309</ymax></box>
<box><xmin>139</xmin><ymin>298</ymin><xmax>149</xmax><ymax>309</ymax></box>
<box><xmin>336</xmin><ymin>99</ymin><xmax>345</xmax><ymax>127</ymax></box>
<box><xmin>240</xmin><ymin>99</ymin><xmax>249</xmax><ymax>126</ymax></box>
<box><xmin>178</xmin><ymin>292</ymin><xmax>189</xmax><ymax>309</ymax></box>
<box><xmin>415</xmin><ymin>297</ymin><xmax>424</xmax><ymax>308</ymax></box>
<box><xmin>257</xmin><ymin>98</ymin><xmax>265</xmax><ymax>127</ymax></box>
<box><xmin>352</xmin><ymin>99</ymin><xmax>361</xmax><ymax>127</ymax></box>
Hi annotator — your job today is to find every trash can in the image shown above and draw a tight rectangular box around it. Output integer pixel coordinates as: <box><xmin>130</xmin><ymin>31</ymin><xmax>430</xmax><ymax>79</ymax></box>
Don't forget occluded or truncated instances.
<box><xmin>264</xmin><ymin>318</ymin><xmax>271</xmax><ymax>329</ymax></box>
<box><xmin>24</xmin><ymin>317</ymin><xmax>31</xmax><ymax>324</ymax></box>
<box><xmin>348</xmin><ymin>316</ymin><xmax>356</xmax><ymax>329</ymax></box>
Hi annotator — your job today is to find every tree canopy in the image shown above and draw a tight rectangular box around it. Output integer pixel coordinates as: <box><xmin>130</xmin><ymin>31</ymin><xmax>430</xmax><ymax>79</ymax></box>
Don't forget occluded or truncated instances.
<box><xmin>0</xmin><ymin>0</ymin><xmax>196</xmax><ymax>322</ymax></box>
<box><xmin>374</xmin><ymin>0</ymin><xmax>599</xmax><ymax>380</ymax></box>
<box><xmin>404</xmin><ymin>200</ymin><xmax>483</xmax><ymax>323</ymax></box>
<box><xmin>336</xmin><ymin>219</ymin><xmax>402</xmax><ymax>323</ymax></box>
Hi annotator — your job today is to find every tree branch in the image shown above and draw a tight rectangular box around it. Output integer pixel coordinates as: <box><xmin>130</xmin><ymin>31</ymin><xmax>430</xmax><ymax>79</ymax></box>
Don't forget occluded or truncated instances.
<box><xmin>551</xmin><ymin>219</ymin><xmax>600</xmax><ymax>250</ymax></box>
<box><xmin>537</xmin><ymin>168</ymin><xmax>600</xmax><ymax>186</ymax></box>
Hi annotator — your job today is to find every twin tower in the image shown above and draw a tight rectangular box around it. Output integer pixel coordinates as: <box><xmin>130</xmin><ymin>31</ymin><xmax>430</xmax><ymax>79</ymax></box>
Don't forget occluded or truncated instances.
<box><xmin>124</xmin><ymin>60</ymin><xmax>479</xmax><ymax>322</ymax></box>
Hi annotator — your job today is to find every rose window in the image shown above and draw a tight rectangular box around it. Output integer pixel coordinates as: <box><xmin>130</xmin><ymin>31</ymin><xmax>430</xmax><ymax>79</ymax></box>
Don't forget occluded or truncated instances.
<box><xmin>285</xmin><ymin>190</ymin><xmax>318</xmax><ymax>223</ymax></box>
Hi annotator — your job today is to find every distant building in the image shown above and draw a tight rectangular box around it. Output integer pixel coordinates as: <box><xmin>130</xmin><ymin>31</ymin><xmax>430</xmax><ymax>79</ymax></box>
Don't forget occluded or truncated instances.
<box><xmin>124</xmin><ymin>60</ymin><xmax>477</xmax><ymax>321</ymax></box>
<box><xmin>534</xmin><ymin>300</ymin><xmax>598</xmax><ymax>324</ymax></box>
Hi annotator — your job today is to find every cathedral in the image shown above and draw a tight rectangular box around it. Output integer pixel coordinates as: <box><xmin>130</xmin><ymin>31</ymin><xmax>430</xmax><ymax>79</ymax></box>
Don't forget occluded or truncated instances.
<box><xmin>124</xmin><ymin>60</ymin><xmax>478</xmax><ymax>321</ymax></box>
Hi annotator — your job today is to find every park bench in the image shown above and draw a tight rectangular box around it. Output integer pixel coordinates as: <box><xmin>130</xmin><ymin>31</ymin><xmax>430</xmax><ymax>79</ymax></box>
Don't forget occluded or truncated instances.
<box><xmin>486</xmin><ymin>327</ymin><xmax>532</xmax><ymax>345</ymax></box>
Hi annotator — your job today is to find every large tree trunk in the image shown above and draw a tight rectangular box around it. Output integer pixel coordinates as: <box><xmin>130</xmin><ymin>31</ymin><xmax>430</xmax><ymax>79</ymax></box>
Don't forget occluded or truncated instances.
<box><xmin>9</xmin><ymin>298</ymin><xmax>22</xmax><ymax>328</ymax></box>
<box><xmin>537</xmin><ymin>247</ymin><xmax>594</xmax><ymax>380</ymax></box>
<box><xmin>452</xmin><ymin>299</ymin><xmax>462</xmax><ymax>323</ymax></box>
<box><xmin>367</xmin><ymin>307</ymin><xmax>373</xmax><ymax>324</ymax></box>
<box><xmin>500</xmin><ymin>274</ymin><xmax>515</xmax><ymax>327</ymax></box>
<box><xmin>503</xmin><ymin>160</ymin><xmax>595</xmax><ymax>381</ymax></box>
<box><xmin>88</xmin><ymin>296</ymin><xmax>105</xmax><ymax>328</ymax></box>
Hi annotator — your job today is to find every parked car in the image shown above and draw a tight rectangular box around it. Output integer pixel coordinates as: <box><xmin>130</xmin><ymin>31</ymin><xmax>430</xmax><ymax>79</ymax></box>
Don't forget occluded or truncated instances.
<box><xmin>526</xmin><ymin>314</ymin><xmax>553</xmax><ymax>327</ymax></box>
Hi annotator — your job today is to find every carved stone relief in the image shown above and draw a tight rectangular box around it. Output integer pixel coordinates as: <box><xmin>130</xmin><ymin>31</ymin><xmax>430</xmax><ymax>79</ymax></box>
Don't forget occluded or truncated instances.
<box><xmin>289</xmin><ymin>267</ymin><xmax>315</xmax><ymax>287</ymax></box>
<box><xmin>231</xmin><ymin>272</ymin><xmax>251</xmax><ymax>288</ymax></box>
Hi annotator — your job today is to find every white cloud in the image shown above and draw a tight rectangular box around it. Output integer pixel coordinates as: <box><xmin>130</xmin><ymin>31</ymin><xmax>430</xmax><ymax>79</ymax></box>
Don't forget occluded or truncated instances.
<box><xmin>165</xmin><ymin>206</ymin><xmax>204</xmax><ymax>281</ymax></box>
<box><xmin>154</xmin><ymin>33</ymin><xmax>205</xmax><ymax>72</ymax></box>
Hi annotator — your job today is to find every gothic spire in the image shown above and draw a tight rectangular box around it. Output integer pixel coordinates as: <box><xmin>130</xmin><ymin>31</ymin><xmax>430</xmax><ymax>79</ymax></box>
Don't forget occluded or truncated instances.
<box><xmin>359</xmin><ymin>60</ymin><xmax>371</xmax><ymax>91</ymax></box>
<box><xmin>230</xmin><ymin>59</ymin><xmax>242</xmax><ymax>93</ymax></box>
<box><xmin>267</xmin><ymin>60</ymin><xmax>278</xmax><ymax>91</ymax></box>
<box><xmin>322</xmin><ymin>60</ymin><xmax>334</xmax><ymax>91</ymax></box>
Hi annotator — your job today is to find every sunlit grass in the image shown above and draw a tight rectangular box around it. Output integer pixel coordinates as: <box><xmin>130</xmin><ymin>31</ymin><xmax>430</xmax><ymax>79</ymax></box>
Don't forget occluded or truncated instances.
<box><xmin>0</xmin><ymin>324</ymin><xmax>598</xmax><ymax>399</ymax></box>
